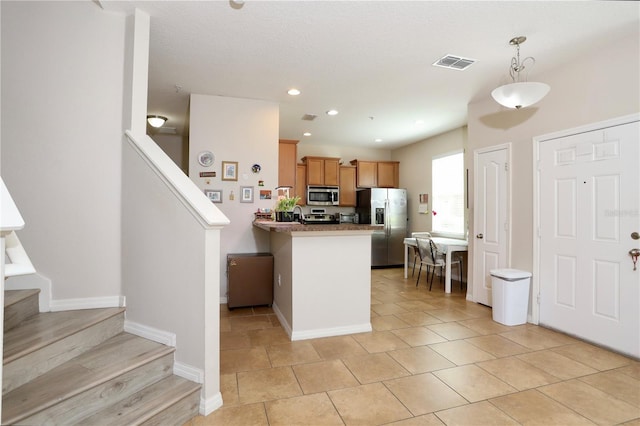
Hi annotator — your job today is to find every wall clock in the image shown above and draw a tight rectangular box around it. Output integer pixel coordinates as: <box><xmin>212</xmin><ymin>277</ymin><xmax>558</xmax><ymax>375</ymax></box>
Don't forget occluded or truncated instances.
<box><xmin>198</xmin><ymin>151</ymin><xmax>214</xmax><ymax>167</ymax></box>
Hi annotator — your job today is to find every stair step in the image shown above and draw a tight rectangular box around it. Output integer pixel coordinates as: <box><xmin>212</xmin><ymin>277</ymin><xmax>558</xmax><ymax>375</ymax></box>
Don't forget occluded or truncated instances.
<box><xmin>2</xmin><ymin>332</ymin><xmax>176</xmax><ymax>425</ymax></box>
<box><xmin>3</xmin><ymin>307</ymin><xmax>125</xmax><ymax>394</ymax></box>
<box><xmin>4</xmin><ymin>289</ymin><xmax>40</xmax><ymax>331</ymax></box>
<box><xmin>80</xmin><ymin>375</ymin><xmax>201</xmax><ymax>426</ymax></box>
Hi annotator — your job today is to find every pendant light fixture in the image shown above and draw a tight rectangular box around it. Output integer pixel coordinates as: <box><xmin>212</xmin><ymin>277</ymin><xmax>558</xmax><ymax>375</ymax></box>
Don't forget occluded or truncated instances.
<box><xmin>491</xmin><ymin>36</ymin><xmax>550</xmax><ymax>109</ymax></box>
<box><xmin>147</xmin><ymin>115</ymin><xmax>168</xmax><ymax>128</ymax></box>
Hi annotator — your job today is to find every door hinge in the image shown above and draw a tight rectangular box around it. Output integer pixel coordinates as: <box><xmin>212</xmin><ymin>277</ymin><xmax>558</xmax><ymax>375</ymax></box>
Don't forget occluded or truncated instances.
<box><xmin>504</xmin><ymin>162</ymin><xmax>509</xmax><ymax>171</ymax></box>
<box><xmin>536</xmin><ymin>294</ymin><xmax>541</xmax><ymax>305</ymax></box>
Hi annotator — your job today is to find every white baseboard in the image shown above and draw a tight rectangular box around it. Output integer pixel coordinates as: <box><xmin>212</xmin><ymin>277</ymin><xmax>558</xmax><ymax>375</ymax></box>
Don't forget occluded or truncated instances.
<box><xmin>124</xmin><ymin>320</ymin><xmax>176</xmax><ymax>347</ymax></box>
<box><xmin>220</xmin><ymin>296</ymin><xmax>227</xmax><ymax>304</ymax></box>
<box><xmin>200</xmin><ymin>392</ymin><xmax>223</xmax><ymax>416</ymax></box>
<box><xmin>173</xmin><ymin>361</ymin><xmax>203</xmax><ymax>383</ymax></box>
<box><xmin>49</xmin><ymin>295</ymin><xmax>125</xmax><ymax>312</ymax></box>
<box><xmin>272</xmin><ymin>302</ymin><xmax>371</xmax><ymax>341</ymax></box>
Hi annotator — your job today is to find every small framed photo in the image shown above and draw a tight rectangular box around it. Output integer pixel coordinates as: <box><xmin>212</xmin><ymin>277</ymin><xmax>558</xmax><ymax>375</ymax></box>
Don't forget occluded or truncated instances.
<box><xmin>221</xmin><ymin>161</ymin><xmax>238</xmax><ymax>181</ymax></box>
<box><xmin>204</xmin><ymin>189</ymin><xmax>223</xmax><ymax>203</ymax></box>
<box><xmin>240</xmin><ymin>186</ymin><xmax>254</xmax><ymax>203</ymax></box>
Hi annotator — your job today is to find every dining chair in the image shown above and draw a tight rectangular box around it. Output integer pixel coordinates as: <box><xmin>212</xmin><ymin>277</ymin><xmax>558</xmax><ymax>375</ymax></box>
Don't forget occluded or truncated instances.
<box><xmin>415</xmin><ymin>237</ymin><xmax>462</xmax><ymax>291</ymax></box>
<box><xmin>411</xmin><ymin>232</ymin><xmax>431</xmax><ymax>277</ymax></box>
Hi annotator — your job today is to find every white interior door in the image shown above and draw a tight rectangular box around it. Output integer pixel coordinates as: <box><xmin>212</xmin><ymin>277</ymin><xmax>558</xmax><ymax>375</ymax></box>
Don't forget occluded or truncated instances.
<box><xmin>473</xmin><ymin>146</ymin><xmax>509</xmax><ymax>306</ymax></box>
<box><xmin>538</xmin><ymin>119</ymin><xmax>639</xmax><ymax>357</ymax></box>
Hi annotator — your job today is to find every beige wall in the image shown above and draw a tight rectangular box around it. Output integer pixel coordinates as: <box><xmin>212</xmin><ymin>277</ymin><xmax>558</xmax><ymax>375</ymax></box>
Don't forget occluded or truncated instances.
<box><xmin>392</xmin><ymin>127</ymin><xmax>467</xmax><ymax>235</ymax></box>
<box><xmin>467</xmin><ymin>29</ymin><xmax>639</xmax><ymax>293</ymax></box>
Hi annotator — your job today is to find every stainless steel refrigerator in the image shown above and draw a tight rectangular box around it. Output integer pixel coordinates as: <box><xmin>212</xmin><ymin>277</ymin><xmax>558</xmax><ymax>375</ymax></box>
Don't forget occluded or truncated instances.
<box><xmin>357</xmin><ymin>188</ymin><xmax>408</xmax><ymax>267</ymax></box>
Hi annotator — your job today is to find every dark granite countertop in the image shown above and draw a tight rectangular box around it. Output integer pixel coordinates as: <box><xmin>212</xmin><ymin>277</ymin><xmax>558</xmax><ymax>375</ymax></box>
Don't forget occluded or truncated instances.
<box><xmin>253</xmin><ymin>220</ymin><xmax>379</xmax><ymax>233</ymax></box>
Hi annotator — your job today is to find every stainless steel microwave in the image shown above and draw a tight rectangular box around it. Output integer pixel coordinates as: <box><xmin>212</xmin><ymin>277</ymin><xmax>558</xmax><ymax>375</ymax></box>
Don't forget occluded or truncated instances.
<box><xmin>307</xmin><ymin>186</ymin><xmax>339</xmax><ymax>206</ymax></box>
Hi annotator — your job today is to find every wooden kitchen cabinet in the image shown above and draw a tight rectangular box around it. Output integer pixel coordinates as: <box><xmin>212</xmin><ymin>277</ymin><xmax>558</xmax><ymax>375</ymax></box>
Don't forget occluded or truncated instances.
<box><xmin>295</xmin><ymin>163</ymin><xmax>307</xmax><ymax>205</ymax></box>
<box><xmin>339</xmin><ymin>166</ymin><xmax>357</xmax><ymax>207</ymax></box>
<box><xmin>350</xmin><ymin>160</ymin><xmax>400</xmax><ymax>188</ymax></box>
<box><xmin>302</xmin><ymin>156</ymin><xmax>340</xmax><ymax>186</ymax></box>
<box><xmin>377</xmin><ymin>161</ymin><xmax>400</xmax><ymax>188</ymax></box>
<box><xmin>278</xmin><ymin>139</ymin><xmax>298</xmax><ymax>188</ymax></box>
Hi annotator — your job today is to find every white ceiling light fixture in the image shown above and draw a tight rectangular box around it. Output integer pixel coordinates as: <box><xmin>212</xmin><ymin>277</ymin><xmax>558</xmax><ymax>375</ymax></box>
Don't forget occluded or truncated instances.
<box><xmin>326</xmin><ymin>109</ymin><xmax>339</xmax><ymax>116</ymax></box>
<box><xmin>287</xmin><ymin>88</ymin><xmax>301</xmax><ymax>96</ymax></box>
<box><xmin>491</xmin><ymin>36</ymin><xmax>550</xmax><ymax>109</ymax></box>
<box><xmin>303</xmin><ymin>132</ymin><xmax>311</xmax><ymax>137</ymax></box>
<box><xmin>147</xmin><ymin>115</ymin><xmax>167</xmax><ymax>128</ymax></box>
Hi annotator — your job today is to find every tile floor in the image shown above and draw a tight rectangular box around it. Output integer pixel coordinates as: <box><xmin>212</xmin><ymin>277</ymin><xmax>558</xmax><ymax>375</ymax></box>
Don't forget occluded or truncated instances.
<box><xmin>186</xmin><ymin>268</ymin><xmax>640</xmax><ymax>425</ymax></box>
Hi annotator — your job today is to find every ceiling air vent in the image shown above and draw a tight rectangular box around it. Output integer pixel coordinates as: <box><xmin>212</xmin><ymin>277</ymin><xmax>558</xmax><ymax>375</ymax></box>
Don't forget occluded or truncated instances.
<box><xmin>432</xmin><ymin>55</ymin><xmax>476</xmax><ymax>71</ymax></box>
<box><xmin>301</xmin><ymin>114</ymin><xmax>317</xmax><ymax>121</ymax></box>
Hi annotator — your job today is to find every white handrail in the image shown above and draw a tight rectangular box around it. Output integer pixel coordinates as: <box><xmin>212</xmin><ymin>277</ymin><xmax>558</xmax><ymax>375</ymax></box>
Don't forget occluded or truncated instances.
<box><xmin>124</xmin><ymin>131</ymin><xmax>229</xmax><ymax>228</ymax></box>
<box><xmin>4</xmin><ymin>232</ymin><xmax>35</xmax><ymax>277</ymax></box>
<box><xmin>1</xmin><ymin>178</ymin><xmax>25</xmax><ymax>235</ymax></box>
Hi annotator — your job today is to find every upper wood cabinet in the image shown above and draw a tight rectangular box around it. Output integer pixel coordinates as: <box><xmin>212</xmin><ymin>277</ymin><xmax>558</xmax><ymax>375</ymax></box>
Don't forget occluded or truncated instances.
<box><xmin>301</xmin><ymin>156</ymin><xmax>340</xmax><ymax>186</ymax></box>
<box><xmin>295</xmin><ymin>164</ymin><xmax>307</xmax><ymax>205</ymax></box>
<box><xmin>278</xmin><ymin>139</ymin><xmax>298</xmax><ymax>188</ymax></box>
<box><xmin>350</xmin><ymin>160</ymin><xmax>400</xmax><ymax>188</ymax></box>
<box><xmin>339</xmin><ymin>166</ymin><xmax>357</xmax><ymax>207</ymax></box>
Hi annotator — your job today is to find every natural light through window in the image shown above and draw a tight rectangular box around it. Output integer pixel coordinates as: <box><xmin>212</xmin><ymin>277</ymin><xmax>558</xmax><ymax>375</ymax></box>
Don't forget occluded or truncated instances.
<box><xmin>432</xmin><ymin>151</ymin><xmax>464</xmax><ymax>237</ymax></box>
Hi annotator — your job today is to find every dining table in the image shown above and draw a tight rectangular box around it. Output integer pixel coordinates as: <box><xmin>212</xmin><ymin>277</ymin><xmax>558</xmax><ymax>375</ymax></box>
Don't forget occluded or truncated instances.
<box><xmin>403</xmin><ymin>234</ymin><xmax>468</xmax><ymax>293</ymax></box>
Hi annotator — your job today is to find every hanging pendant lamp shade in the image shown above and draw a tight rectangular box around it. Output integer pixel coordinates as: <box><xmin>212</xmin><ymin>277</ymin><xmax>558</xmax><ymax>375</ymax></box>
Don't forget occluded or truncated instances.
<box><xmin>492</xmin><ymin>36</ymin><xmax>550</xmax><ymax>109</ymax></box>
<box><xmin>147</xmin><ymin>115</ymin><xmax>167</xmax><ymax>128</ymax></box>
<box><xmin>491</xmin><ymin>81</ymin><xmax>550</xmax><ymax>109</ymax></box>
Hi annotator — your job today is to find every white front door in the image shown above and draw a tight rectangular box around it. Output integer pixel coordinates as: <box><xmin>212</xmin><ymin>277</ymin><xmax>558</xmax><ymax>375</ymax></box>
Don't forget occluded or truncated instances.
<box><xmin>537</xmin><ymin>119</ymin><xmax>639</xmax><ymax>357</ymax></box>
<box><xmin>473</xmin><ymin>145</ymin><xmax>509</xmax><ymax>306</ymax></box>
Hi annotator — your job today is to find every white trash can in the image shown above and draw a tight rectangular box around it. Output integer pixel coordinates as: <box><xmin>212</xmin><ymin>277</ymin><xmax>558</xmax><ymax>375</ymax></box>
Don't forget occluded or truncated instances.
<box><xmin>490</xmin><ymin>269</ymin><xmax>532</xmax><ymax>326</ymax></box>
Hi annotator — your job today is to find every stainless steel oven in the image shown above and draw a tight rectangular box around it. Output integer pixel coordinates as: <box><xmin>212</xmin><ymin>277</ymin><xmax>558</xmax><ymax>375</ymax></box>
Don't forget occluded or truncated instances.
<box><xmin>307</xmin><ymin>186</ymin><xmax>339</xmax><ymax>206</ymax></box>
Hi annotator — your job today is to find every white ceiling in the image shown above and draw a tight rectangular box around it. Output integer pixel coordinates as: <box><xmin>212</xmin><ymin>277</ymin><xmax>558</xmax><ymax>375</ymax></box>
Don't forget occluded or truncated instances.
<box><xmin>109</xmin><ymin>1</ymin><xmax>639</xmax><ymax>149</ymax></box>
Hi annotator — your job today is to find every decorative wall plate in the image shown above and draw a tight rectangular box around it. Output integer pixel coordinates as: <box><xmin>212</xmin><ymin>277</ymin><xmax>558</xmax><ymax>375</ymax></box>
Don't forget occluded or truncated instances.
<box><xmin>198</xmin><ymin>151</ymin><xmax>214</xmax><ymax>167</ymax></box>
<box><xmin>252</xmin><ymin>163</ymin><xmax>261</xmax><ymax>173</ymax></box>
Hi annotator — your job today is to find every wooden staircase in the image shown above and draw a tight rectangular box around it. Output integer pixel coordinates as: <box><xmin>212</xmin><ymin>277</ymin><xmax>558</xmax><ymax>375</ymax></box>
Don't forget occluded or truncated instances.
<box><xmin>2</xmin><ymin>289</ymin><xmax>201</xmax><ymax>425</ymax></box>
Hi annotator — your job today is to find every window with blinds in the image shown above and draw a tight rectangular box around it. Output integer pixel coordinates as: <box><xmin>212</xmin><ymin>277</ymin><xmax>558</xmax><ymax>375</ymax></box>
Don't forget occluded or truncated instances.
<box><xmin>432</xmin><ymin>151</ymin><xmax>464</xmax><ymax>237</ymax></box>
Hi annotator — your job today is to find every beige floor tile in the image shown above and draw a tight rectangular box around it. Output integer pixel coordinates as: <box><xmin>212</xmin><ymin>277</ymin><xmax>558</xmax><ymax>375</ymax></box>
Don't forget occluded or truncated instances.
<box><xmin>457</xmin><ymin>318</ymin><xmax>514</xmax><ymax>335</ymax></box>
<box><xmin>579</xmin><ymin>370</ymin><xmax>640</xmax><ymax>407</ymax></box>
<box><xmin>371</xmin><ymin>315</ymin><xmax>411</xmax><ymax>331</ymax></box>
<box><xmin>490</xmin><ymin>389</ymin><xmax>594</xmax><ymax>425</ymax></box>
<box><xmin>237</xmin><ymin>366</ymin><xmax>302</xmax><ymax>404</ymax></box>
<box><xmin>371</xmin><ymin>303</ymin><xmax>410</xmax><ymax>316</ymax></box>
<box><xmin>220</xmin><ymin>373</ymin><xmax>239</xmax><ymax>406</ymax></box>
<box><xmin>220</xmin><ymin>346</ymin><xmax>271</xmax><ymax>374</ymax></box>
<box><xmin>328</xmin><ymin>382</ymin><xmax>413</xmax><ymax>425</ymax></box>
<box><xmin>622</xmin><ymin>419</ymin><xmax>640</xmax><ymax>426</ymax></box>
<box><xmin>394</xmin><ymin>311</ymin><xmax>443</xmax><ymax>327</ymax></box>
<box><xmin>386</xmin><ymin>413</ymin><xmax>445</xmax><ymax>425</ymax></box>
<box><xmin>265</xmin><ymin>392</ymin><xmax>344</xmax><ymax>426</ymax></box>
<box><xmin>220</xmin><ymin>317</ymin><xmax>231</xmax><ymax>332</ymax></box>
<box><xmin>435</xmin><ymin>401</ymin><xmax>519</xmax><ymax>425</ymax></box>
<box><xmin>552</xmin><ymin>342</ymin><xmax>634</xmax><ymax>371</ymax></box>
<box><xmin>220</xmin><ymin>331</ymin><xmax>251</xmax><ymax>350</ymax></box>
<box><xmin>384</xmin><ymin>373</ymin><xmax>468</xmax><ymax>416</ymax></box>
<box><xmin>517</xmin><ymin>350</ymin><xmax>598</xmax><ymax>380</ymax></box>
<box><xmin>395</xmin><ymin>300</ymin><xmax>438</xmax><ymax>312</ymax></box>
<box><xmin>464</xmin><ymin>334</ymin><xmax>531</xmax><ymax>357</ymax></box>
<box><xmin>221</xmin><ymin>306</ymin><xmax>254</xmax><ymax>318</ymax></box>
<box><xmin>247</xmin><ymin>327</ymin><xmax>291</xmax><ymax>347</ymax></box>
<box><xmin>477</xmin><ymin>357</ymin><xmax>562</xmax><ymax>390</ymax></box>
<box><xmin>391</xmin><ymin>327</ymin><xmax>447</xmax><ymax>346</ymax></box>
<box><xmin>229</xmin><ymin>315</ymin><xmax>275</xmax><ymax>331</ymax></box>
<box><xmin>311</xmin><ymin>335</ymin><xmax>368</xmax><ymax>359</ymax></box>
<box><xmin>353</xmin><ymin>330</ymin><xmax>410</xmax><ymax>353</ymax></box>
<box><xmin>539</xmin><ymin>379</ymin><xmax>639</xmax><ymax>425</ymax></box>
<box><xmin>292</xmin><ymin>359</ymin><xmax>359</xmax><ymax>394</ymax></box>
<box><xmin>434</xmin><ymin>365</ymin><xmax>516</xmax><ymax>402</ymax></box>
<box><xmin>426</xmin><ymin>322</ymin><xmax>479</xmax><ymax>340</ymax></box>
<box><xmin>500</xmin><ymin>328</ymin><xmax>573</xmax><ymax>350</ymax></box>
<box><xmin>429</xmin><ymin>340</ymin><xmax>495</xmax><ymax>365</ymax></box>
<box><xmin>455</xmin><ymin>303</ymin><xmax>493</xmax><ymax>318</ymax></box>
<box><xmin>198</xmin><ymin>402</ymin><xmax>268</xmax><ymax>425</ymax></box>
<box><xmin>343</xmin><ymin>352</ymin><xmax>410</xmax><ymax>384</ymax></box>
<box><xmin>389</xmin><ymin>346</ymin><xmax>455</xmax><ymax>374</ymax></box>
<box><xmin>266</xmin><ymin>341</ymin><xmax>321</xmax><ymax>367</ymax></box>
<box><xmin>426</xmin><ymin>309</ymin><xmax>476</xmax><ymax>322</ymax></box>
<box><xmin>252</xmin><ymin>306</ymin><xmax>275</xmax><ymax>315</ymax></box>
<box><xmin>618</xmin><ymin>362</ymin><xmax>640</xmax><ymax>380</ymax></box>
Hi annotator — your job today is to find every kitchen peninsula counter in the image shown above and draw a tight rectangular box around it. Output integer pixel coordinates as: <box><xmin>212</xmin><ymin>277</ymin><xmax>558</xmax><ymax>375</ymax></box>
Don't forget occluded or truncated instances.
<box><xmin>253</xmin><ymin>220</ymin><xmax>373</xmax><ymax>341</ymax></box>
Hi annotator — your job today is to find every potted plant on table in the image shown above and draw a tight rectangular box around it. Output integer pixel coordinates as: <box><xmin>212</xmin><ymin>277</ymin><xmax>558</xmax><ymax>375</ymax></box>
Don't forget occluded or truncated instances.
<box><xmin>274</xmin><ymin>195</ymin><xmax>301</xmax><ymax>222</ymax></box>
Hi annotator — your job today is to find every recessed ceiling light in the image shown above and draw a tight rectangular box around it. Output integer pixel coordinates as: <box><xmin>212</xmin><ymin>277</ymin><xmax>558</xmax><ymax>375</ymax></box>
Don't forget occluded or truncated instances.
<box><xmin>415</xmin><ymin>120</ymin><xmax>425</xmax><ymax>127</ymax></box>
<box><xmin>375</xmin><ymin>138</ymin><xmax>383</xmax><ymax>143</ymax></box>
<box><xmin>287</xmin><ymin>88</ymin><xmax>301</xmax><ymax>96</ymax></box>
<box><xmin>326</xmin><ymin>109</ymin><xmax>339</xmax><ymax>116</ymax></box>
<box><xmin>303</xmin><ymin>132</ymin><xmax>311</xmax><ymax>137</ymax></box>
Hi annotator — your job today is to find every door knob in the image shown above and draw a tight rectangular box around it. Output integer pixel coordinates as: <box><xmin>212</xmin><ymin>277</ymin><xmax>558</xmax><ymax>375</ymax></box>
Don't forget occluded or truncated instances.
<box><xmin>476</xmin><ymin>233</ymin><xmax>484</xmax><ymax>239</ymax></box>
<box><xmin>630</xmin><ymin>248</ymin><xmax>639</xmax><ymax>271</ymax></box>
<box><xmin>632</xmin><ymin>232</ymin><xmax>639</xmax><ymax>240</ymax></box>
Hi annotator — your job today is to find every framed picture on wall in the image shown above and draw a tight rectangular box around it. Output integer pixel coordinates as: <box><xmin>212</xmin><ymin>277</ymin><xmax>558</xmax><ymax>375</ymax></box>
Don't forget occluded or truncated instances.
<box><xmin>221</xmin><ymin>161</ymin><xmax>238</xmax><ymax>181</ymax></box>
<box><xmin>240</xmin><ymin>186</ymin><xmax>254</xmax><ymax>203</ymax></box>
<box><xmin>204</xmin><ymin>189</ymin><xmax>223</xmax><ymax>203</ymax></box>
